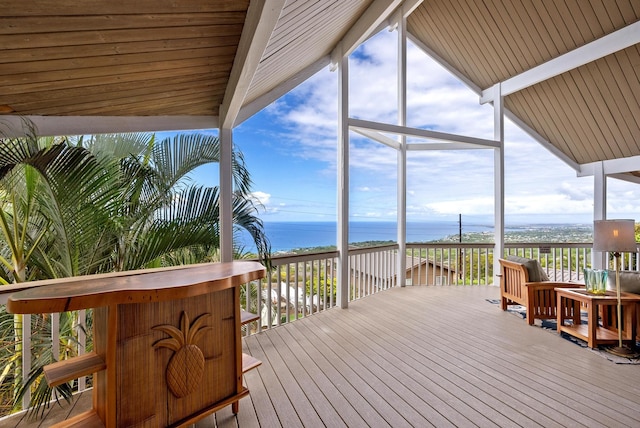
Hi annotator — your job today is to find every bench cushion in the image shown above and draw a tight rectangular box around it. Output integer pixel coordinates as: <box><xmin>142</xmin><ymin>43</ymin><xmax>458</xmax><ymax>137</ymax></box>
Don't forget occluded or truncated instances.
<box><xmin>606</xmin><ymin>270</ymin><xmax>640</xmax><ymax>294</ymax></box>
<box><xmin>506</xmin><ymin>255</ymin><xmax>550</xmax><ymax>282</ymax></box>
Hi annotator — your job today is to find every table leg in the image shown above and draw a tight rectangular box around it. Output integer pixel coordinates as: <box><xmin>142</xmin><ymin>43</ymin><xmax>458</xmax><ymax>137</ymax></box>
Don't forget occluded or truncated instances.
<box><xmin>625</xmin><ymin>303</ymin><xmax>636</xmax><ymax>347</ymax></box>
<box><xmin>557</xmin><ymin>295</ymin><xmax>564</xmax><ymax>333</ymax></box>
<box><xmin>587</xmin><ymin>302</ymin><xmax>597</xmax><ymax>348</ymax></box>
<box><xmin>574</xmin><ymin>301</ymin><xmax>581</xmax><ymax>325</ymax></box>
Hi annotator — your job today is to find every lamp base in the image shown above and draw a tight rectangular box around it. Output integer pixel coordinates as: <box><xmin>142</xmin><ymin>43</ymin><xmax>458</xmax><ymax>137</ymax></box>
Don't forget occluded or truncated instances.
<box><xmin>606</xmin><ymin>345</ymin><xmax>640</xmax><ymax>359</ymax></box>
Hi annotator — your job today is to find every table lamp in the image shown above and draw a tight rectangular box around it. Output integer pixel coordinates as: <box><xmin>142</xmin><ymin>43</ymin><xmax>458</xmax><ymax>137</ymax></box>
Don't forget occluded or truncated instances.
<box><xmin>593</xmin><ymin>219</ymin><xmax>638</xmax><ymax>357</ymax></box>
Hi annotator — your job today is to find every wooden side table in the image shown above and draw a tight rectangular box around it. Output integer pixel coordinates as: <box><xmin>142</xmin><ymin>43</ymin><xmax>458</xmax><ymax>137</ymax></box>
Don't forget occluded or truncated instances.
<box><xmin>556</xmin><ymin>288</ymin><xmax>640</xmax><ymax>349</ymax></box>
<box><xmin>7</xmin><ymin>261</ymin><xmax>265</xmax><ymax>428</ymax></box>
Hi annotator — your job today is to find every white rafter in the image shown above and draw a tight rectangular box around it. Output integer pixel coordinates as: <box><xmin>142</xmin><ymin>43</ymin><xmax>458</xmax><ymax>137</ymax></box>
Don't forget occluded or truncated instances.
<box><xmin>480</xmin><ymin>21</ymin><xmax>640</xmax><ymax>103</ymax></box>
<box><xmin>578</xmin><ymin>155</ymin><xmax>640</xmax><ymax>178</ymax></box>
<box><xmin>331</xmin><ymin>0</ymin><xmax>404</xmax><ymax>70</ymax></box>
<box><xmin>349</xmin><ymin>118</ymin><xmax>500</xmax><ymax>148</ymax></box>
<box><xmin>219</xmin><ymin>0</ymin><xmax>285</xmax><ymax>129</ymax></box>
<box><xmin>352</xmin><ymin>127</ymin><xmax>401</xmax><ymax>150</ymax></box>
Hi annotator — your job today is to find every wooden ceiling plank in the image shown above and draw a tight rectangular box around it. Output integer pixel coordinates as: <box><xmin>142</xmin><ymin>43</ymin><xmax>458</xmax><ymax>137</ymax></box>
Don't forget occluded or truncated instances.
<box><xmin>1</xmin><ymin>56</ymin><xmax>234</xmax><ymax>89</ymax></box>
<box><xmin>627</xmin><ymin>0</ymin><xmax>640</xmax><ymax>17</ymax></box>
<box><xmin>572</xmin><ymin>65</ymin><xmax>625</xmax><ymax>160</ymax></box>
<box><xmin>463</xmin><ymin>0</ymin><xmax>519</xmax><ymax>82</ymax></box>
<box><xmin>1</xmin><ymin>116</ymin><xmax>220</xmax><ymax>137</ymax></box>
<box><xmin>0</xmin><ymin>13</ymin><xmax>247</xmax><ymax>35</ymax></box>
<box><xmin>541</xmin><ymin>1</ymin><xmax>578</xmax><ymax>54</ymax></box>
<box><xmin>496</xmin><ymin>0</ymin><xmax>545</xmax><ymax>70</ymax></box>
<box><xmin>480</xmin><ymin>20</ymin><xmax>640</xmax><ymax>102</ymax></box>
<box><xmin>408</xmin><ymin>6</ymin><xmax>479</xmax><ymax>88</ymax></box>
<box><xmin>548</xmin><ymin>73</ymin><xmax>608</xmax><ymax>161</ymax></box>
<box><xmin>268</xmin><ymin>1</ymin><xmax>365</xmax><ymax>61</ymax></box>
<box><xmin>2</xmin><ymin>0</ymin><xmax>249</xmax><ymax>16</ymax></box>
<box><xmin>265</xmin><ymin>0</ymin><xmax>340</xmax><ymax>56</ymax></box>
<box><xmin>482</xmin><ymin>1</ymin><xmax>534</xmax><ymax>76</ymax></box>
<box><xmin>0</xmin><ymin>37</ymin><xmax>240</xmax><ymax>65</ymax></box>
<box><xmin>63</xmin><ymin>95</ymin><xmax>222</xmax><ymax>116</ymax></box>
<box><xmin>33</xmin><ymin>88</ymin><xmax>225</xmax><ymax>116</ymax></box>
<box><xmin>606</xmin><ymin>51</ymin><xmax>640</xmax><ymax>141</ymax></box>
<box><xmin>507</xmin><ymin>90</ymin><xmax>574</xmax><ymax>161</ymax></box>
<box><xmin>10</xmin><ymin>79</ymin><xmax>227</xmax><ymax>113</ymax></box>
<box><xmin>616</xmin><ymin>47</ymin><xmax>640</xmax><ymax>133</ymax></box>
<box><xmin>519</xmin><ymin>82</ymin><xmax>587</xmax><ymax>162</ymax></box>
<box><xmin>424</xmin><ymin>0</ymin><xmax>492</xmax><ymax>88</ymax></box>
<box><xmin>447</xmin><ymin>0</ymin><xmax>507</xmax><ymax>85</ymax></box>
<box><xmin>591</xmin><ymin>0</ymin><xmax>619</xmax><ymax>34</ymax></box>
<box><xmin>587</xmin><ymin>58</ymin><xmax>636</xmax><ymax>155</ymax></box>
<box><xmin>1</xmin><ymin>63</ymin><xmax>233</xmax><ymax>97</ymax></box>
<box><xmin>7</xmin><ymin>72</ymin><xmax>225</xmax><ymax>104</ymax></box>
<box><xmin>518</xmin><ymin>0</ymin><xmax>563</xmax><ymax>60</ymax></box>
<box><xmin>1</xmin><ymin>24</ymin><xmax>243</xmax><ymax>50</ymax></box>
<box><xmin>559</xmin><ymin>69</ymin><xmax>612</xmax><ymax>160</ymax></box>
<box><xmin>0</xmin><ymin>46</ymin><xmax>238</xmax><ymax>76</ymax></box>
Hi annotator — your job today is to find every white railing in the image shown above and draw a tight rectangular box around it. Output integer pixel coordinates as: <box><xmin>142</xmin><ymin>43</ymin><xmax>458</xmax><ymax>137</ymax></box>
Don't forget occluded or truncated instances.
<box><xmin>2</xmin><ymin>241</ymin><xmax>639</xmax><ymax>419</ymax></box>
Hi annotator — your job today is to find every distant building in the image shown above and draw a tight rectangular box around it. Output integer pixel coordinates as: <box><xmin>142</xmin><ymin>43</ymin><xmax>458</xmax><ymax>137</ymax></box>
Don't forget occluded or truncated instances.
<box><xmin>350</xmin><ymin>255</ymin><xmax>457</xmax><ymax>291</ymax></box>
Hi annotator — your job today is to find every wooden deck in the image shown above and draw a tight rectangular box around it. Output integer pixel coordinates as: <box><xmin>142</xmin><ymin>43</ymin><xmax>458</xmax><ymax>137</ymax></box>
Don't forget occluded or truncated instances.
<box><xmin>2</xmin><ymin>285</ymin><xmax>640</xmax><ymax>427</ymax></box>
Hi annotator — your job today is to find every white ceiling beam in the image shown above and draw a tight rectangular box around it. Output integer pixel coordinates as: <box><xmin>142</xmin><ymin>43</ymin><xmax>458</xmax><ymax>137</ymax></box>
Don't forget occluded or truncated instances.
<box><xmin>332</xmin><ymin>0</ymin><xmax>404</xmax><ymax>67</ymax></box>
<box><xmin>407</xmin><ymin>142</ymin><xmax>490</xmax><ymax>150</ymax></box>
<box><xmin>220</xmin><ymin>0</ymin><xmax>285</xmax><ymax>129</ymax></box>
<box><xmin>609</xmin><ymin>173</ymin><xmax>640</xmax><ymax>185</ymax></box>
<box><xmin>578</xmin><ymin>155</ymin><xmax>640</xmax><ymax>177</ymax></box>
<box><xmin>408</xmin><ymin>29</ymin><xmax>582</xmax><ymax>171</ymax></box>
<box><xmin>0</xmin><ymin>115</ymin><xmax>218</xmax><ymax>138</ymax></box>
<box><xmin>480</xmin><ymin>21</ymin><xmax>640</xmax><ymax>103</ymax></box>
<box><xmin>401</xmin><ymin>0</ymin><xmax>425</xmax><ymax>18</ymax></box>
<box><xmin>352</xmin><ymin>127</ymin><xmax>401</xmax><ymax>150</ymax></box>
<box><xmin>504</xmin><ymin>110</ymin><xmax>581</xmax><ymax>171</ymax></box>
<box><xmin>408</xmin><ymin>32</ymin><xmax>481</xmax><ymax>94</ymax></box>
<box><xmin>349</xmin><ymin>118</ymin><xmax>500</xmax><ymax>148</ymax></box>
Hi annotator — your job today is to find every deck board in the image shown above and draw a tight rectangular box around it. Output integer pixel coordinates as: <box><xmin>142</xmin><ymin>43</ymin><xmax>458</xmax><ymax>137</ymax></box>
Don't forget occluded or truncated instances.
<box><xmin>2</xmin><ymin>285</ymin><xmax>640</xmax><ymax>427</ymax></box>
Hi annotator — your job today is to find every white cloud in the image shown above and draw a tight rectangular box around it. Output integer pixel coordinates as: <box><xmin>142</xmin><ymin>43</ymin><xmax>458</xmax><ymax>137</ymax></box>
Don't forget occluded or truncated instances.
<box><xmin>252</xmin><ymin>27</ymin><xmax>639</xmax><ymax>223</ymax></box>
<box><xmin>250</xmin><ymin>191</ymin><xmax>271</xmax><ymax>205</ymax></box>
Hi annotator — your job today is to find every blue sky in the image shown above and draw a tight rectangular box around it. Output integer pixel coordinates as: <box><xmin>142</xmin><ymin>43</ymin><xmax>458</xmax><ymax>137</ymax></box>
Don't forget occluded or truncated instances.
<box><xmin>183</xmin><ymin>30</ymin><xmax>640</xmax><ymax>226</ymax></box>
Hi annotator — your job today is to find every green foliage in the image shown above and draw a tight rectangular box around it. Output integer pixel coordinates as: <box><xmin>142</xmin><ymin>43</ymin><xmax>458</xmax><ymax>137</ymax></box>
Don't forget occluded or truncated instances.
<box><xmin>0</xmin><ymin>122</ymin><xmax>271</xmax><ymax>417</ymax></box>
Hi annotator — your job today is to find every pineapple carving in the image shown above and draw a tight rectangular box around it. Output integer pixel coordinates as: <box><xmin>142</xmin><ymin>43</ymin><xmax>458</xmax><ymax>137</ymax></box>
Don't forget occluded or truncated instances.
<box><xmin>153</xmin><ymin>311</ymin><xmax>212</xmax><ymax>398</ymax></box>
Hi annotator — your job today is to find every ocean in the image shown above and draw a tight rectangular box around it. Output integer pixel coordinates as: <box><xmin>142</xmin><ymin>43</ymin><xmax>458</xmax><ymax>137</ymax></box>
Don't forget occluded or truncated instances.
<box><xmin>238</xmin><ymin>220</ymin><xmax>494</xmax><ymax>252</ymax></box>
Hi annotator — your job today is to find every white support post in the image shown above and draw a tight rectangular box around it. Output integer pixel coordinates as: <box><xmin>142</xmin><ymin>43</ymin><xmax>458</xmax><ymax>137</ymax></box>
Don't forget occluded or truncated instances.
<box><xmin>493</xmin><ymin>84</ymin><xmax>505</xmax><ymax>283</ymax></box>
<box><xmin>593</xmin><ymin>162</ymin><xmax>607</xmax><ymax>269</ymax></box>
<box><xmin>397</xmin><ymin>13</ymin><xmax>407</xmax><ymax>287</ymax></box>
<box><xmin>219</xmin><ymin>127</ymin><xmax>234</xmax><ymax>262</ymax></box>
<box><xmin>337</xmin><ymin>45</ymin><xmax>350</xmax><ymax>309</ymax></box>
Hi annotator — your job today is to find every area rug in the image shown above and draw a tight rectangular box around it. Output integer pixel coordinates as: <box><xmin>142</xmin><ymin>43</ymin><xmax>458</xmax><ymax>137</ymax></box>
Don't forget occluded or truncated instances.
<box><xmin>486</xmin><ymin>299</ymin><xmax>640</xmax><ymax>365</ymax></box>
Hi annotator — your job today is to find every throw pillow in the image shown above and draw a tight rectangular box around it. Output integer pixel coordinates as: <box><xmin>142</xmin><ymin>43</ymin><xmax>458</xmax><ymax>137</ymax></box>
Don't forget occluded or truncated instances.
<box><xmin>506</xmin><ymin>255</ymin><xmax>550</xmax><ymax>282</ymax></box>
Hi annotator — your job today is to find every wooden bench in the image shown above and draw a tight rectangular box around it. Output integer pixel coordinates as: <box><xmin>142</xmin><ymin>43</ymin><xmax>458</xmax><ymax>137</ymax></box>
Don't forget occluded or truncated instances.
<box><xmin>499</xmin><ymin>258</ymin><xmax>580</xmax><ymax>325</ymax></box>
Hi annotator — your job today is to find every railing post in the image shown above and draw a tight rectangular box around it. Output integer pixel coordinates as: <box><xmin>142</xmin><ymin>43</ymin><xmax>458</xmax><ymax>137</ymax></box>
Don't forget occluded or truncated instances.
<box><xmin>21</xmin><ymin>314</ymin><xmax>30</xmax><ymax>410</ymax></box>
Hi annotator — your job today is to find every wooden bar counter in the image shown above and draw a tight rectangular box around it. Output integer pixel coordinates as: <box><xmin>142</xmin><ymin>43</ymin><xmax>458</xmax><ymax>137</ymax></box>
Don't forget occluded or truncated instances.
<box><xmin>7</xmin><ymin>261</ymin><xmax>266</xmax><ymax>428</ymax></box>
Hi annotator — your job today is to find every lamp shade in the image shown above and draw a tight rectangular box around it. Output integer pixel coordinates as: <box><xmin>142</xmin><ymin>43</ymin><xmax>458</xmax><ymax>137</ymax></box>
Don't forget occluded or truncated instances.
<box><xmin>593</xmin><ymin>219</ymin><xmax>637</xmax><ymax>253</ymax></box>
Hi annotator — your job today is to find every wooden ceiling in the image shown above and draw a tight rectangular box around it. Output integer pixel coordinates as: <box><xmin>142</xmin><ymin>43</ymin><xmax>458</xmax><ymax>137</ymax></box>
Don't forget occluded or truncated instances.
<box><xmin>1</xmin><ymin>0</ymin><xmax>249</xmax><ymax>117</ymax></box>
<box><xmin>408</xmin><ymin>0</ymin><xmax>640</xmax><ymax>167</ymax></box>
<box><xmin>1</xmin><ymin>0</ymin><xmax>640</xmax><ymax>174</ymax></box>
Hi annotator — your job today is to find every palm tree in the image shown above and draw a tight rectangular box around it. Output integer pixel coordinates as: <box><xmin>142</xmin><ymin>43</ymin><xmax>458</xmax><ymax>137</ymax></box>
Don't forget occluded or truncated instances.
<box><xmin>0</xmin><ymin>120</ymin><xmax>121</xmax><ymax>414</ymax></box>
<box><xmin>0</xmin><ymin>121</ymin><xmax>270</xmax><ymax>415</ymax></box>
<box><xmin>76</xmin><ymin>131</ymin><xmax>270</xmax><ymax>270</ymax></box>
